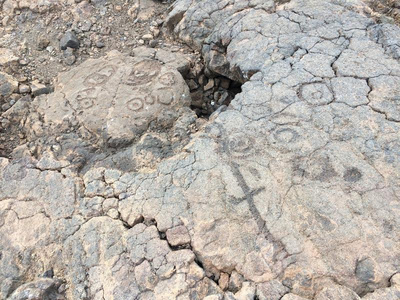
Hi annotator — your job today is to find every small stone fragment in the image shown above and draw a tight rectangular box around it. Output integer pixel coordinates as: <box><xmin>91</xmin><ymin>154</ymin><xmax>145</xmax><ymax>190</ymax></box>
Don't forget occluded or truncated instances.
<box><xmin>204</xmin><ymin>79</ymin><xmax>214</xmax><ymax>91</ymax></box>
<box><xmin>229</xmin><ymin>271</ymin><xmax>244</xmax><ymax>293</ymax></box>
<box><xmin>19</xmin><ymin>59</ymin><xmax>29</xmax><ymax>66</ymax></box>
<box><xmin>30</xmin><ymin>80</ymin><xmax>51</xmax><ymax>97</ymax></box>
<box><xmin>60</xmin><ymin>31</ymin><xmax>80</xmax><ymax>50</ymax></box>
<box><xmin>18</xmin><ymin>84</ymin><xmax>31</xmax><ymax>94</ymax></box>
<box><xmin>149</xmin><ymin>40</ymin><xmax>158</xmax><ymax>48</ymax></box>
<box><xmin>355</xmin><ymin>257</ymin><xmax>376</xmax><ymax>283</ymax></box>
<box><xmin>37</xmin><ymin>37</ymin><xmax>50</xmax><ymax>50</ymax></box>
<box><xmin>314</xmin><ymin>284</ymin><xmax>361</xmax><ymax>300</ymax></box>
<box><xmin>95</xmin><ymin>41</ymin><xmax>105</xmax><ymax>48</ymax></box>
<box><xmin>281</xmin><ymin>294</ymin><xmax>309</xmax><ymax>300</ymax></box>
<box><xmin>219</xmin><ymin>78</ymin><xmax>230</xmax><ymax>89</ymax></box>
<box><xmin>142</xmin><ymin>34</ymin><xmax>153</xmax><ymax>41</ymax></box>
<box><xmin>390</xmin><ymin>273</ymin><xmax>400</xmax><ymax>286</ymax></box>
<box><xmin>63</xmin><ymin>48</ymin><xmax>76</xmax><ymax>66</ymax></box>
<box><xmin>219</xmin><ymin>273</ymin><xmax>229</xmax><ymax>291</ymax></box>
<box><xmin>235</xmin><ymin>282</ymin><xmax>256</xmax><ymax>300</ymax></box>
<box><xmin>0</xmin><ymin>48</ymin><xmax>18</xmax><ymax>65</ymax></box>
<box><xmin>166</xmin><ymin>225</ymin><xmax>191</xmax><ymax>246</ymax></box>
<box><xmin>0</xmin><ymin>72</ymin><xmax>18</xmax><ymax>97</ymax></box>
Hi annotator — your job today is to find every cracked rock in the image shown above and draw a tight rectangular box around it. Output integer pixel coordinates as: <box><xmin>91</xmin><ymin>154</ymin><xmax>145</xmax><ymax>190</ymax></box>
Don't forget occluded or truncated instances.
<box><xmin>2</xmin><ymin>0</ymin><xmax>400</xmax><ymax>299</ymax></box>
<box><xmin>166</xmin><ymin>225</ymin><xmax>191</xmax><ymax>247</ymax></box>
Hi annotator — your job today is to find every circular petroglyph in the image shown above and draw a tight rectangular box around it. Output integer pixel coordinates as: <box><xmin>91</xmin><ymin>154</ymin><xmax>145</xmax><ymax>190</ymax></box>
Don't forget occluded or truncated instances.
<box><xmin>301</xmin><ymin>83</ymin><xmax>333</xmax><ymax>106</ymax></box>
<box><xmin>76</xmin><ymin>88</ymin><xmax>97</xmax><ymax>109</ymax></box>
<box><xmin>226</xmin><ymin>132</ymin><xmax>256</xmax><ymax>158</ymax></box>
<box><xmin>343</xmin><ymin>167</ymin><xmax>362</xmax><ymax>182</ymax></box>
<box><xmin>152</xmin><ymin>88</ymin><xmax>175</xmax><ymax>105</ymax></box>
<box><xmin>77</xmin><ymin>98</ymin><xmax>95</xmax><ymax>109</ymax></box>
<box><xmin>145</xmin><ymin>95</ymin><xmax>155</xmax><ymax>104</ymax></box>
<box><xmin>84</xmin><ymin>73</ymin><xmax>108</xmax><ymax>86</ymax></box>
<box><xmin>125</xmin><ymin>60</ymin><xmax>162</xmax><ymax>86</ymax></box>
<box><xmin>159</xmin><ymin>72</ymin><xmax>176</xmax><ymax>86</ymax></box>
<box><xmin>274</xmin><ymin>128</ymin><xmax>299</xmax><ymax>144</ymax></box>
<box><xmin>84</xmin><ymin>65</ymin><xmax>117</xmax><ymax>87</ymax></box>
<box><xmin>127</xmin><ymin>98</ymin><xmax>144</xmax><ymax>111</ymax></box>
<box><xmin>76</xmin><ymin>88</ymin><xmax>97</xmax><ymax>99</ymax></box>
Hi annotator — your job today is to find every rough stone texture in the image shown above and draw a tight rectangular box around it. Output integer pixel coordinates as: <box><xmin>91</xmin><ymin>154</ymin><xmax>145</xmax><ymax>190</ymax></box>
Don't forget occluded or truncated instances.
<box><xmin>13</xmin><ymin>50</ymin><xmax>195</xmax><ymax>172</ymax></box>
<box><xmin>29</xmin><ymin>50</ymin><xmax>190</xmax><ymax>148</ymax></box>
<box><xmin>1</xmin><ymin>0</ymin><xmax>65</xmax><ymax>14</ymax></box>
<box><xmin>0</xmin><ymin>48</ymin><xmax>18</xmax><ymax>65</ymax></box>
<box><xmin>2</xmin><ymin>0</ymin><xmax>400</xmax><ymax>299</ymax></box>
<box><xmin>60</xmin><ymin>31</ymin><xmax>80</xmax><ymax>50</ymax></box>
<box><xmin>166</xmin><ymin>225</ymin><xmax>191</xmax><ymax>246</ymax></box>
<box><xmin>8</xmin><ymin>278</ymin><xmax>63</xmax><ymax>300</ymax></box>
<box><xmin>0</xmin><ymin>72</ymin><xmax>18</xmax><ymax>97</ymax></box>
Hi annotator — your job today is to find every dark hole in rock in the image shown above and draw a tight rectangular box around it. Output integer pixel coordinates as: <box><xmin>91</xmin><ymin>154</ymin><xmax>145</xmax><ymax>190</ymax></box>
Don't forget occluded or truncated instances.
<box><xmin>184</xmin><ymin>65</ymin><xmax>242</xmax><ymax>118</ymax></box>
<box><xmin>143</xmin><ymin>217</ymin><xmax>157</xmax><ymax>227</ymax></box>
<box><xmin>159</xmin><ymin>231</ymin><xmax>167</xmax><ymax>240</ymax></box>
<box><xmin>122</xmin><ymin>222</ymin><xmax>132</xmax><ymax>229</ymax></box>
<box><xmin>169</xmin><ymin>243</ymin><xmax>191</xmax><ymax>251</ymax></box>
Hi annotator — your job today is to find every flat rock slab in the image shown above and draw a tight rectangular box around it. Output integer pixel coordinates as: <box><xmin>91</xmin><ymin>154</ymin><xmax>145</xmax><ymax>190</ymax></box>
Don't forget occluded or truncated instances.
<box><xmin>31</xmin><ymin>50</ymin><xmax>190</xmax><ymax>148</ymax></box>
<box><xmin>2</xmin><ymin>0</ymin><xmax>400</xmax><ymax>300</ymax></box>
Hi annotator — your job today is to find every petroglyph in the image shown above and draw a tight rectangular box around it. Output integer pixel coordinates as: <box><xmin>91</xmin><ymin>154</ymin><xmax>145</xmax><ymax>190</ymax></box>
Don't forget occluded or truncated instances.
<box><xmin>27</xmin><ymin>51</ymin><xmax>190</xmax><ymax>149</ymax></box>
<box><xmin>3</xmin><ymin>0</ymin><xmax>400</xmax><ymax>299</ymax></box>
<box><xmin>83</xmin><ymin>65</ymin><xmax>117</xmax><ymax>87</ymax></box>
<box><xmin>124</xmin><ymin>60</ymin><xmax>162</xmax><ymax>86</ymax></box>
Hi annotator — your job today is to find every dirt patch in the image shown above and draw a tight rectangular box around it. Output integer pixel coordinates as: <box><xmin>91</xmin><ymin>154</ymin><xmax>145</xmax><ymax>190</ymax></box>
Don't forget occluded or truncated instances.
<box><xmin>364</xmin><ymin>0</ymin><xmax>400</xmax><ymax>24</ymax></box>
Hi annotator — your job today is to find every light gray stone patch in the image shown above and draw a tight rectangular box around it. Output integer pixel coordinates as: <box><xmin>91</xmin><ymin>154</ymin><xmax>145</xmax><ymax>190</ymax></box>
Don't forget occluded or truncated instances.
<box><xmin>295</xmin><ymin>53</ymin><xmax>336</xmax><ymax>78</ymax></box>
<box><xmin>368</xmin><ymin>75</ymin><xmax>400</xmax><ymax>122</ymax></box>
<box><xmin>300</xmin><ymin>82</ymin><xmax>334</xmax><ymax>106</ymax></box>
<box><xmin>314</xmin><ymin>284</ymin><xmax>361</xmax><ymax>300</ymax></box>
<box><xmin>370</xmin><ymin>23</ymin><xmax>400</xmax><ymax>59</ymax></box>
<box><xmin>333</xmin><ymin>39</ymin><xmax>397</xmax><ymax>78</ymax></box>
<box><xmin>331</xmin><ymin>77</ymin><xmax>370</xmax><ymax>107</ymax></box>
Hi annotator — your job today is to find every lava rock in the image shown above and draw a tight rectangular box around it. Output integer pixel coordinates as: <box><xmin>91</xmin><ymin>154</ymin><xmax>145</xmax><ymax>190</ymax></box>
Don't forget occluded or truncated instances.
<box><xmin>60</xmin><ymin>31</ymin><xmax>80</xmax><ymax>50</ymax></box>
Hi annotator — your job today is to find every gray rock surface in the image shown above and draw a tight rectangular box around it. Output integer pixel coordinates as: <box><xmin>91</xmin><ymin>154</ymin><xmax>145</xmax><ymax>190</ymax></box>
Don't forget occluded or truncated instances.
<box><xmin>0</xmin><ymin>72</ymin><xmax>17</xmax><ymax>97</ymax></box>
<box><xmin>1</xmin><ymin>0</ymin><xmax>400</xmax><ymax>299</ymax></box>
<box><xmin>14</xmin><ymin>50</ymin><xmax>193</xmax><ymax>171</ymax></box>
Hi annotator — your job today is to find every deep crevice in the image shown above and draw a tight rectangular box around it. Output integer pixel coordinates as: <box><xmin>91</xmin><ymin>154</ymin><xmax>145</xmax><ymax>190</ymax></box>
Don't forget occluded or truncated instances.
<box><xmin>183</xmin><ymin>62</ymin><xmax>243</xmax><ymax>118</ymax></box>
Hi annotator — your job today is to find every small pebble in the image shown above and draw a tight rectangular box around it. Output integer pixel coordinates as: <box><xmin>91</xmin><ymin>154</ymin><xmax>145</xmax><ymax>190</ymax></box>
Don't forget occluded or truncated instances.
<box><xmin>19</xmin><ymin>59</ymin><xmax>29</xmax><ymax>66</ymax></box>
<box><xmin>96</xmin><ymin>41</ymin><xmax>105</xmax><ymax>48</ymax></box>
<box><xmin>19</xmin><ymin>84</ymin><xmax>31</xmax><ymax>94</ymax></box>
<box><xmin>142</xmin><ymin>34</ymin><xmax>153</xmax><ymax>40</ymax></box>
<box><xmin>149</xmin><ymin>40</ymin><xmax>157</xmax><ymax>48</ymax></box>
<box><xmin>60</xmin><ymin>31</ymin><xmax>80</xmax><ymax>50</ymax></box>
